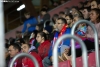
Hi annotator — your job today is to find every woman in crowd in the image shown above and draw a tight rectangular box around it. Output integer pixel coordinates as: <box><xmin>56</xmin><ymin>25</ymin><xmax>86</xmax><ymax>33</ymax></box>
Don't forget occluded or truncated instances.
<box><xmin>36</xmin><ymin>32</ymin><xmax>51</xmax><ymax>59</ymax></box>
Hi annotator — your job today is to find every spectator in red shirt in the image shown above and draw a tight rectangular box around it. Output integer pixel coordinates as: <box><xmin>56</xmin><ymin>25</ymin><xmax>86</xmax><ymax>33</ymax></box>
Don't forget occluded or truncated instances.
<box><xmin>8</xmin><ymin>43</ymin><xmax>22</xmax><ymax>67</ymax></box>
<box><xmin>21</xmin><ymin>36</ymin><xmax>43</xmax><ymax>67</ymax></box>
<box><xmin>36</xmin><ymin>32</ymin><xmax>51</xmax><ymax>59</ymax></box>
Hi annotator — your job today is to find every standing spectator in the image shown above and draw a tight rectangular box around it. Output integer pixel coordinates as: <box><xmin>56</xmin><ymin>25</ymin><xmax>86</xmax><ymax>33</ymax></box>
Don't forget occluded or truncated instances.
<box><xmin>22</xmin><ymin>12</ymin><xmax>37</xmax><ymax>35</ymax></box>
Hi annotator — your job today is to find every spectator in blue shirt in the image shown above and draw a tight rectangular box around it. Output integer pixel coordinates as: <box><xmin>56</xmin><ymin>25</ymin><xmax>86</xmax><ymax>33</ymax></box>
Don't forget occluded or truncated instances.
<box><xmin>42</xmin><ymin>18</ymin><xmax>71</xmax><ymax>67</ymax></box>
<box><xmin>22</xmin><ymin>12</ymin><xmax>38</xmax><ymax>34</ymax></box>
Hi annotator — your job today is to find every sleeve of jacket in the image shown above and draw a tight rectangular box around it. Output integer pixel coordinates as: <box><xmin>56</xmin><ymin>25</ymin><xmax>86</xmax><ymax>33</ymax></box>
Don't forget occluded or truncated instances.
<box><xmin>30</xmin><ymin>18</ymin><xmax>38</xmax><ymax>27</ymax></box>
<box><xmin>22</xmin><ymin>22</ymin><xmax>27</xmax><ymax>33</ymax></box>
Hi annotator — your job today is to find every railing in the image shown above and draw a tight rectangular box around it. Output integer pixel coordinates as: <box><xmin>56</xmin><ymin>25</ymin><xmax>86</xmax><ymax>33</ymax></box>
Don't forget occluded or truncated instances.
<box><xmin>71</xmin><ymin>20</ymin><xmax>100</xmax><ymax>67</ymax></box>
<box><xmin>0</xmin><ymin>2</ymin><xmax>5</xmax><ymax>67</ymax></box>
<box><xmin>53</xmin><ymin>34</ymin><xmax>88</xmax><ymax>67</ymax></box>
<box><xmin>9</xmin><ymin>20</ymin><xmax>100</xmax><ymax>67</ymax></box>
<box><xmin>9</xmin><ymin>53</ymin><xmax>39</xmax><ymax>67</ymax></box>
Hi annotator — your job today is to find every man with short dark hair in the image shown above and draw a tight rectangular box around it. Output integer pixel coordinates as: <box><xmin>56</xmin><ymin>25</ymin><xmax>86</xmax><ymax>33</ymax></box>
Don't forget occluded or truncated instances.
<box><xmin>21</xmin><ymin>40</ymin><xmax>43</xmax><ymax>67</ymax></box>
<box><xmin>7</xmin><ymin>43</ymin><xmax>22</xmax><ymax>67</ymax></box>
<box><xmin>42</xmin><ymin>18</ymin><xmax>71</xmax><ymax>67</ymax></box>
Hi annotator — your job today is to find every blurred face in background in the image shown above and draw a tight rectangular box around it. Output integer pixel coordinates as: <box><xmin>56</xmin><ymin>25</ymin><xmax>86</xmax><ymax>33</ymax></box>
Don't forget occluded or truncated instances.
<box><xmin>24</xmin><ymin>14</ymin><xmax>30</xmax><ymax>19</ymax></box>
<box><xmin>90</xmin><ymin>10</ymin><xmax>99</xmax><ymax>23</ymax></box>
<box><xmin>56</xmin><ymin>19</ymin><xmax>65</xmax><ymax>31</ymax></box>
<box><xmin>8</xmin><ymin>45</ymin><xmax>18</xmax><ymax>58</ymax></box>
<box><xmin>83</xmin><ymin>9</ymin><xmax>89</xmax><ymax>19</ymax></box>
<box><xmin>71</xmin><ymin>8</ymin><xmax>77</xmax><ymax>16</ymax></box>
<box><xmin>65</xmin><ymin>16</ymin><xmax>72</xmax><ymax>25</ymax></box>
<box><xmin>21</xmin><ymin>44</ymin><xmax>29</xmax><ymax>53</ymax></box>
<box><xmin>91</xmin><ymin>1</ymin><xmax>98</xmax><ymax>9</ymax></box>
<box><xmin>98</xmin><ymin>4</ymin><xmax>100</xmax><ymax>9</ymax></box>
<box><xmin>36</xmin><ymin>33</ymin><xmax>44</xmax><ymax>43</ymax></box>
<box><xmin>36</xmin><ymin>26</ymin><xmax>39</xmax><ymax>31</ymax></box>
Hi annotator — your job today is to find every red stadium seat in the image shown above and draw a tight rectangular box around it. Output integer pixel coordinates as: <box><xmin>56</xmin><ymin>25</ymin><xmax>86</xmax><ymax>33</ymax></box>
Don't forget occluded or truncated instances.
<box><xmin>50</xmin><ymin>51</ymin><xmax>98</xmax><ymax>67</ymax></box>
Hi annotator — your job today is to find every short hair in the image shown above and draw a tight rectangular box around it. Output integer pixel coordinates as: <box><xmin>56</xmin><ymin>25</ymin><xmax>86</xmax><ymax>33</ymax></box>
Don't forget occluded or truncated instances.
<box><xmin>24</xmin><ymin>11</ymin><xmax>30</xmax><ymax>15</ymax></box>
<box><xmin>83</xmin><ymin>7</ymin><xmax>91</xmax><ymax>12</ymax></box>
<box><xmin>59</xmin><ymin>11</ymin><xmax>65</xmax><ymax>14</ymax></box>
<box><xmin>9</xmin><ymin>43</ymin><xmax>21</xmax><ymax>52</ymax></box>
<box><xmin>22</xmin><ymin>36</ymin><xmax>31</xmax><ymax>47</ymax></box>
<box><xmin>57</xmin><ymin>18</ymin><xmax>67</xmax><ymax>24</ymax></box>
<box><xmin>73</xmin><ymin>10</ymin><xmax>83</xmax><ymax>19</ymax></box>
<box><xmin>41</xmin><ymin>8</ymin><xmax>47</xmax><ymax>12</ymax></box>
<box><xmin>71</xmin><ymin>6</ymin><xmax>78</xmax><ymax>10</ymax></box>
<box><xmin>65</xmin><ymin>14</ymin><xmax>73</xmax><ymax>19</ymax></box>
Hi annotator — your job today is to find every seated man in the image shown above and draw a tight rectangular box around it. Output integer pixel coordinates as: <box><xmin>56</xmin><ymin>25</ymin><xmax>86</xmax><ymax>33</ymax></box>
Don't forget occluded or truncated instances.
<box><xmin>8</xmin><ymin>43</ymin><xmax>22</xmax><ymax>67</ymax></box>
<box><xmin>43</xmin><ymin>18</ymin><xmax>71</xmax><ymax>67</ymax></box>
<box><xmin>22</xmin><ymin>12</ymin><xmax>37</xmax><ymax>35</ymax></box>
<box><xmin>21</xmin><ymin>37</ymin><xmax>43</xmax><ymax>67</ymax></box>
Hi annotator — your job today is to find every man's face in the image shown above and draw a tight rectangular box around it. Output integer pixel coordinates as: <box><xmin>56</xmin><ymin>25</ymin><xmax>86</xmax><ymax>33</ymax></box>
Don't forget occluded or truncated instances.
<box><xmin>56</xmin><ymin>19</ymin><xmax>65</xmax><ymax>31</ymax></box>
<box><xmin>73</xmin><ymin>17</ymin><xmax>79</xmax><ymax>23</ymax></box>
<box><xmin>83</xmin><ymin>9</ymin><xmax>89</xmax><ymax>19</ymax></box>
<box><xmin>8</xmin><ymin>45</ymin><xmax>18</xmax><ymax>58</ymax></box>
<box><xmin>21</xmin><ymin>44</ymin><xmax>29</xmax><ymax>53</ymax></box>
<box><xmin>91</xmin><ymin>1</ymin><xmax>98</xmax><ymax>9</ymax></box>
<box><xmin>24</xmin><ymin>14</ymin><xmax>30</xmax><ymax>19</ymax></box>
<box><xmin>65</xmin><ymin>16</ymin><xmax>72</xmax><ymax>25</ymax></box>
<box><xmin>41</xmin><ymin>11</ymin><xmax>46</xmax><ymax>16</ymax></box>
<box><xmin>71</xmin><ymin>8</ymin><xmax>76</xmax><ymax>15</ymax></box>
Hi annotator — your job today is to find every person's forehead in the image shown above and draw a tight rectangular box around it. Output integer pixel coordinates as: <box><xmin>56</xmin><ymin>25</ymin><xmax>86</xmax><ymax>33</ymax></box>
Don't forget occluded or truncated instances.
<box><xmin>91</xmin><ymin>1</ymin><xmax>97</xmax><ymax>4</ymax></box>
<box><xmin>66</xmin><ymin>16</ymin><xmax>70</xmax><ymax>18</ymax></box>
<box><xmin>9</xmin><ymin>45</ymin><xmax>14</xmax><ymax>49</ymax></box>
<box><xmin>57</xmin><ymin>19</ymin><xmax>62</xmax><ymax>22</ymax></box>
<box><xmin>22</xmin><ymin>44</ymin><xmax>28</xmax><ymax>46</ymax></box>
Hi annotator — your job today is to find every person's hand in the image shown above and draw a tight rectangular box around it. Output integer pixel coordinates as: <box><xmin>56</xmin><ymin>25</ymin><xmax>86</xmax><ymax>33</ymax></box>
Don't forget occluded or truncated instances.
<box><xmin>58</xmin><ymin>56</ymin><xmax>64</xmax><ymax>62</ymax></box>
<box><xmin>27</xmin><ymin>23</ymin><xmax>31</xmax><ymax>28</ymax></box>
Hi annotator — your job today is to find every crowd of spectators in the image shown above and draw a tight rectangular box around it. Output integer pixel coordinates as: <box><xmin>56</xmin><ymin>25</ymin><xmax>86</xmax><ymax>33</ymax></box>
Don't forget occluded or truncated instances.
<box><xmin>5</xmin><ymin>0</ymin><xmax>100</xmax><ymax>67</ymax></box>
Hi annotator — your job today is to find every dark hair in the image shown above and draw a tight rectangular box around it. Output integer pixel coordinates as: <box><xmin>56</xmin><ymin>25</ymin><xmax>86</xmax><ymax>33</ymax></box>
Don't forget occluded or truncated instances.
<box><xmin>83</xmin><ymin>7</ymin><xmax>91</xmax><ymax>12</ymax></box>
<box><xmin>65</xmin><ymin>14</ymin><xmax>73</xmax><ymax>20</ymax></box>
<box><xmin>91</xmin><ymin>8</ymin><xmax>100</xmax><ymax>23</ymax></box>
<box><xmin>22</xmin><ymin>36</ymin><xmax>31</xmax><ymax>47</ymax></box>
<box><xmin>52</xmin><ymin>14</ymin><xmax>59</xmax><ymax>24</ymax></box>
<box><xmin>73</xmin><ymin>10</ymin><xmax>83</xmax><ymax>19</ymax></box>
<box><xmin>71</xmin><ymin>6</ymin><xmax>79</xmax><ymax>10</ymax></box>
<box><xmin>57</xmin><ymin>18</ymin><xmax>67</xmax><ymax>24</ymax></box>
<box><xmin>32</xmin><ymin>30</ymin><xmax>38</xmax><ymax>39</ymax></box>
<box><xmin>37</xmin><ymin>32</ymin><xmax>47</xmax><ymax>41</ymax></box>
<box><xmin>41</xmin><ymin>8</ymin><xmax>47</xmax><ymax>12</ymax></box>
<box><xmin>24</xmin><ymin>11</ymin><xmax>30</xmax><ymax>15</ymax></box>
<box><xmin>59</xmin><ymin>11</ymin><xmax>65</xmax><ymax>15</ymax></box>
<box><xmin>36</xmin><ymin>23</ymin><xmax>43</xmax><ymax>32</ymax></box>
<box><xmin>9</xmin><ymin>43</ymin><xmax>21</xmax><ymax>52</ymax></box>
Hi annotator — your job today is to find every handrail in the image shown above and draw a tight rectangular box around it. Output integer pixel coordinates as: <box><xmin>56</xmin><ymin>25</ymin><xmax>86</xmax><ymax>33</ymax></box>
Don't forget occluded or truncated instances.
<box><xmin>9</xmin><ymin>53</ymin><xmax>39</xmax><ymax>67</ymax></box>
<box><xmin>53</xmin><ymin>34</ymin><xmax>88</xmax><ymax>67</ymax></box>
<box><xmin>0</xmin><ymin>2</ymin><xmax>5</xmax><ymax>67</ymax></box>
<box><xmin>71</xmin><ymin>20</ymin><xmax>100</xmax><ymax>67</ymax></box>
